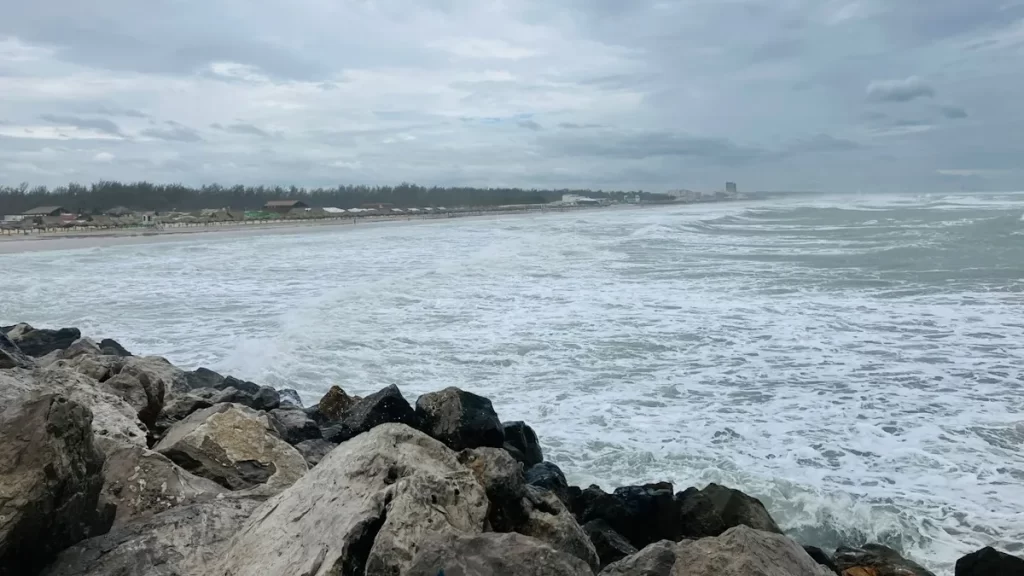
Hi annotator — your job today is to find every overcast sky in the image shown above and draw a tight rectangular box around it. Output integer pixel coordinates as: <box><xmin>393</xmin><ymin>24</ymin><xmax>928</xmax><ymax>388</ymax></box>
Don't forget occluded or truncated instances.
<box><xmin>1</xmin><ymin>0</ymin><xmax>1022</xmax><ymax>192</ymax></box>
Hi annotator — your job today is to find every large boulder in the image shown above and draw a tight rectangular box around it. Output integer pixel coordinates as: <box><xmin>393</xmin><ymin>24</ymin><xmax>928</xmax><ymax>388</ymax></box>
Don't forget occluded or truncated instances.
<box><xmin>676</xmin><ymin>483</ymin><xmax>782</xmax><ymax>539</ymax></box>
<box><xmin>834</xmin><ymin>544</ymin><xmax>936</xmax><ymax>576</ymax></box>
<box><xmin>98</xmin><ymin>338</ymin><xmax>132</xmax><ymax>357</ymax></box>
<box><xmin>526</xmin><ymin>461</ymin><xmax>573</xmax><ymax>509</ymax></box>
<box><xmin>415</xmin><ymin>386</ymin><xmax>504</xmax><ymax>451</ymax></box>
<box><xmin>322</xmin><ymin>384</ymin><xmax>417</xmax><ymax>442</ymax></box>
<box><xmin>601</xmin><ymin>525</ymin><xmax>834</xmax><ymax>576</ymax></box>
<box><xmin>11</xmin><ymin>326</ymin><xmax>81</xmax><ymax>357</ymax></box>
<box><xmin>121</xmin><ymin>356</ymin><xmax>188</xmax><ymax>398</ymax></box>
<box><xmin>583</xmin><ymin>519</ymin><xmax>637</xmax><ymax>570</ymax></box>
<box><xmin>98</xmin><ymin>446</ymin><xmax>227</xmax><ymax>528</ymax></box>
<box><xmin>60</xmin><ymin>354</ymin><xmax>124</xmax><ymax>382</ymax></box>
<box><xmin>198</xmin><ymin>385</ymin><xmax>279</xmax><ymax>412</ymax></box>
<box><xmin>579</xmin><ymin>482</ymin><xmax>681</xmax><ymax>550</ymax></box>
<box><xmin>268</xmin><ymin>406</ymin><xmax>321</xmax><ymax>445</ymax></box>
<box><xmin>42</xmin><ymin>497</ymin><xmax>261</xmax><ymax>576</ymax></box>
<box><xmin>956</xmin><ymin>547</ymin><xmax>1024</xmax><ymax>576</ymax></box>
<box><xmin>294</xmin><ymin>438</ymin><xmax>336</xmax><ymax>468</ymax></box>
<box><xmin>60</xmin><ymin>337</ymin><xmax>103</xmax><ymax>360</ymax></box>
<box><xmin>278</xmin><ymin>388</ymin><xmax>302</xmax><ymax>407</ymax></box>
<box><xmin>804</xmin><ymin>545</ymin><xmax>840</xmax><ymax>575</ymax></box>
<box><xmin>504</xmin><ymin>420</ymin><xmax>544</xmax><ymax>467</ymax></box>
<box><xmin>0</xmin><ymin>334</ymin><xmax>32</xmax><ymax>370</ymax></box>
<box><xmin>183</xmin><ymin>367</ymin><xmax>226</xmax><ymax>390</ymax></box>
<box><xmin>458</xmin><ymin>447</ymin><xmax>527</xmax><ymax>531</ymax></box>
<box><xmin>519</xmin><ymin>485</ymin><xmax>601</xmax><ymax>572</ymax></box>
<box><xmin>101</xmin><ymin>367</ymin><xmax>165</xmax><ymax>428</ymax></box>
<box><xmin>154</xmin><ymin>403</ymin><xmax>307</xmax><ymax>493</ymax></box>
<box><xmin>406</xmin><ymin>532</ymin><xmax>594</xmax><ymax>576</ymax></box>
<box><xmin>311</xmin><ymin>384</ymin><xmax>356</xmax><ymax>423</ymax></box>
<box><xmin>0</xmin><ymin>395</ymin><xmax>111</xmax><ymax>575</ymax></box>
<box><xmin>213</xmin><ymin>424</ymin><xmax>489</xmax><ymax>576</ymax></box>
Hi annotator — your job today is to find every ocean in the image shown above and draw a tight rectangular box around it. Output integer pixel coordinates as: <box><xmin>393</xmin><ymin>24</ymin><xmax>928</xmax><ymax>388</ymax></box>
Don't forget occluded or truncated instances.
<box><xmin>2</xmin><ymin>192</ymin><xmax>1022</xmax><ymax>573</ymax></box>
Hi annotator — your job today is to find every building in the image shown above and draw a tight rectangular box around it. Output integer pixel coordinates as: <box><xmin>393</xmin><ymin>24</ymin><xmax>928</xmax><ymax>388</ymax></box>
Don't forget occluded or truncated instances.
<box><xmin>22</xmin><ymin>206</ymin><xmax>69</xmax><ymax>217</ymax></box>
<box><xmin>725</xmin><ymin>182</ymin><xmax>738</xmax><ymax>194</ymax></box>
<box><xmin>561</xmin><ymin>194</ymin><xmax>601</xmax><ymax>205</ymax></box>
<box><xmin>263</xmin><ymin>200</ymin><xmax>309</xmax><ymax>214</ymax></box>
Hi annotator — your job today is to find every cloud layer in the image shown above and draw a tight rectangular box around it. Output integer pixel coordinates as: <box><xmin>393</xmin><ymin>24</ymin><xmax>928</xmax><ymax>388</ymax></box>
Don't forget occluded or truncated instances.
<box><xmin>1</xmin><ymin>0</ymin><xmax>1022</xmax><ymax>192</ymax></box>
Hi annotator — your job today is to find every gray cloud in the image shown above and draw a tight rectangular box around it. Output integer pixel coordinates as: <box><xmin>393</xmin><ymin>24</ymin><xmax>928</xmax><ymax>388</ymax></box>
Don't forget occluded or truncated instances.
<box><xmin>517</xmin><ymin>120</ymin><xmax>543</xmax><ymax>131</ymax></box>
<box><xmin>212</xmin><ymin>123</ymin><xmax>272</xmax><ymax>138</ymax></box>
<box><xmin>866</xmin><ymin>77</ymin><xmax>936</xmax><ymax>103</ymax></box>
<box><xmin>940</xmin><ymin>105</ymin><xmax>968</xmax><ymax>119</ymax></box>
<box><xmin>38</xmin><ymin>114</ymin><xmax>124</xmax><ymax>136</ymax></box>
<box><xmin>545</xmin><ymin>130</ymin><xmax>771</xmax><ymax>164</ymax></box>
<box><xmin>141</xmin><ymin>122</ymin><xmax>203</xmax><ymax>142</ymax></box>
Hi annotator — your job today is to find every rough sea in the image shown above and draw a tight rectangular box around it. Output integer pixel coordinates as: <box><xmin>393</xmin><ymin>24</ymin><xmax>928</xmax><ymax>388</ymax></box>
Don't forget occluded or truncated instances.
<box><xmin>2</xmin><ymin>192</ymin><xmax>1022</xmax><ymax>573</ymax></box>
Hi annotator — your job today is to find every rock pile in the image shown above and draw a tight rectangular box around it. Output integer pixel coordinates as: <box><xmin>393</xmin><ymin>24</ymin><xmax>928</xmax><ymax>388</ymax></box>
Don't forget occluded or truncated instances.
<box><xmin>0</xmin><ymin>323</ymin><xmax>1018</xmax><ymax>576</ymax></box>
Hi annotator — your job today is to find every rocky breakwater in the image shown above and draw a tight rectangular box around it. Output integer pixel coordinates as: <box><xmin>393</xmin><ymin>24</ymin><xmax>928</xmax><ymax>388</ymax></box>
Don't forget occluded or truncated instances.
<box><xmin>1</xmin><ymin>323</ymin><xmax>1022</xmax><ymax>576</ymax></box>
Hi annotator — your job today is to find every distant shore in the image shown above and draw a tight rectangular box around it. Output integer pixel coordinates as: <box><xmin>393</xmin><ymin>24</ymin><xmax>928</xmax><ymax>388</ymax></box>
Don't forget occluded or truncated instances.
<box><xmin>0</xmin><ymin>204</ymin><xmax>625</xmax><ymax>254</ymax></box>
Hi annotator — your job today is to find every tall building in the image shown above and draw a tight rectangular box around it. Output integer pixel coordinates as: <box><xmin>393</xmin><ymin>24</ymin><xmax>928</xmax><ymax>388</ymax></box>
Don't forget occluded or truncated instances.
<box><xmin>725</xmin><ymin>182</ymin><xmax>738</xmax><ymax>194</ymax></box>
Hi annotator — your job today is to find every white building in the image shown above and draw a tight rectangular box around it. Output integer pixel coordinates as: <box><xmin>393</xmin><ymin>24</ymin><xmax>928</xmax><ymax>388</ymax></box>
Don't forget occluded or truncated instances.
<box><xmin>561</xmin><ymin>194</ymin><xmax>601</xmax><ymax>205</ymax></box>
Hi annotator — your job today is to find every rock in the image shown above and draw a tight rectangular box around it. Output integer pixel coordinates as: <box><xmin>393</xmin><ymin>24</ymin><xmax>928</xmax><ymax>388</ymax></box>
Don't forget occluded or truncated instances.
<box><xmin>98</xmin><ymin>445</ymin><xmax>227</xmax><ymax>527</ymax></box>
<box><xmin>504</xmin><ymin>420</ymin><xmax>544</xmax><ymax>467</ymax></box>
<box><xmin>98</xmin><ymin>338</ymin><xmax>132</xmax><ymax>357</ymax></box>
<box><xmin>278</xmin><ymin>388</ymin><xmax>302</xmax><ymax>407</ymax></box>
<box><xmin>251</xmin><ymin>386</ymin><xmax>280</xmax><ymax>411</ymax></box>
<box><xmin>268</xmin><ymin>406</ymin><xmax>321</xmax><ymax>445</ymax></box>
<box><xmin>526</xmin><ymin>461</ymin><xmax>572</xmax><ymax>509</ymax></box>
<box><xmin>322</xmin><ymin>383</ymin><xmax>417</xmax><ymax>442</ymax></box>
<box><xmin>42</xmin><ymin>497</ymin><xmax>261</xmax><ymax>576</ymax></box>
<box><xmin>159</xmin><ymin>393</ymin><xmax>214</xmax><ymax>423</ymax></box>
<box><xmin>676</xmin><ymin>483</ymin><xmax>782</xmax><ymax>539</ymax></box>
<box><xmin>193</xmin><ymin>385</ymin><xmax>280</xmax><ymax>413</ymax></box>
<box><xmin>61</xmin><ymin>337</ymin><xmax>103</xmax><ymax>360</ymax></box>
<box><xmin>0</xmin><ymin>365</ymin><xmax>148</xmax><ymax>451</ymax></box>
<box><xmin>415</xmin><ymin>386</ymin><xmax>504</xmax><ymax>451</ymax></box>
<box><xmin>579</xmin><ymin>482</ymin><xmax>680</xmax><ymax>550</ymax></box>
<box><xmin>294</xmin><ymin>438</ymin><xmax>335</xmax><ymax>468</ymax></box>
<box><xmin>184</xmin><ymin>367</ymin><xmax>226</xmax><ymax>390</ymax></box>
<box><xmin>804</xmin><ymin>545</ymin><xmax>840</xmax><ymax>575</ymax></box>
<box><xmin>213</xmin><ymin>424</ymin><xmax>489</xmax><ymax>576</ymax></box>
<box><xmin>155</xmin><ymin>403</ymin><xmax>307</xmax><ymax>493</ymax></box>
<box><xmin>583</xmin><ymin>519</ymin><xmax>637</xmax><ymax>569</ymax></box>
<box><xmin>313</xmin><ymin>384</ymin><xmax>356</xmax><ymax>423</ymax></box>
<box><xmin>406</xmin><ymin>532</ymin><xmax>594</xmax><ymax>576</ymax></box>
<box><xmin>102</xmin><ymin>367</ymin><xmax>165</xmax><ymax>428</ymax></box>
<box><xmin>11</xmin><ymin>326</ymin><xmax>81</xmax><ymax>357</ymax></box>
<box><xmin>121</xmin><ymin>356</ymin><xmax>188</xmax><ymax>398</ymax></box>
<box><xmin>519</xmin><ymin>485</ymin><xmax>601</xmax><ymax>572</ymax></box>
<box><xmin>61</xmin><ymin>354</ymin><xmax>124</xmax><ymax>382</ymax></box>
<box><xmin>955</xmin><ymin>546</ymin><xmax>1024</xmax><ymax>576</ymax></box>
<box><xmin>3</xmin><ymin>323</ymin><xmax>32</xmax><ymax>340</ymax></box>
<box><xmin>222</xmin><ymin>375</ymin><xmax>261</xmax><ymax>395</ymax></box>
<box><xmin>601</xmin><ymin>525</ymin><xmax>833</xmax><ymax>576</ymax></box>
<box><xmin>0</xmin><ymin>395</ymin><xmax>110</xmax><ymax>575</ymax></box>
<box><xmin>458</xmin><ymin>446</ymin><xmax>527</xmax><ymax>531</ymax></box>
<box><xmin>835</xmin><ymin>544</ymin><xmax>936</xmax><ymax>576</ymax></box>
<box><xmin>0</xmin><ymin>332</ymin><xmax>32</xmax><ymax>369</ymax></box>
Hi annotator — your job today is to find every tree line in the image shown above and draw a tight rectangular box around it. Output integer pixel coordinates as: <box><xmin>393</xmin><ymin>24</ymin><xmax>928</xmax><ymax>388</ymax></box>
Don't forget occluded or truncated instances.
<box><xmin>0</xmin><ymin>181</ymin><xmax>652</xmax><ymax>215</ymax></box>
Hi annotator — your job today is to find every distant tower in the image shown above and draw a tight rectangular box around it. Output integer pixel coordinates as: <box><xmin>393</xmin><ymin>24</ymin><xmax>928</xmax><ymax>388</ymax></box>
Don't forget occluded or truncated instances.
<box><xmin>725</xmin><ymin>182</ymin><xmax>738</xmax><ymax>194</ymax></box>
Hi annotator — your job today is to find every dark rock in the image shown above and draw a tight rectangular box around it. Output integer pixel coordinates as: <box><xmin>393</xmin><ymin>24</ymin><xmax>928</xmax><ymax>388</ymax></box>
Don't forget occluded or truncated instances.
<box><xmin>519</xmin><ymin>485</ymin><xmax>600</xmax><ymax>571</ymax></box>
<box><xmin>294</xmin><ymin>438</ymin><xmax>336</xmax><ymax>468</ymax></box>
<box><xmin>503</xmin><ymin>420</ymin><xmax>544</xmax><ymax>467</ymax></box>
<box><xmin>278</xmin><ymin>388</ymin><xmax>302</xmax><ymax>407</ymax></box>
<box><xmin>252</xmin><ymin>386</ymin><xmax>280</xmax><ymax>411</ymax></box>
<box><xmin>102</xmin><ymin>368</ymin><xmax>165</xmax><ymax>428</ymax></box>
<box><xmin>184</xmin><ymin>367</ymin><xmax>225</xmax><ymax>390</ymax></box>
<box><xmin>577</xmin><ymin>482</ymin><xmax>680</xmax><ymax>550</ymax></box>
<box><xmin>583</xmin><ymin>519</ymin><xmax>638</xmax><ymax>569</ymax></box>
<box><xmin>222</xmin><ymin>375</ymin><xmax>260</xmax><ymax>395</ymax></box>
<box><xmin>676</xmin><ymin>483</ymin><xmax>781</xmax><ymax>539</ymax></box>
<box><xmin>415</xmin><ymin>386</ymin><xmax>504</xmax><ymax>451</ymax></box>
<box><xmin>525</xmin><ymin>461</ymin><xmax>572</xmax><ymax>509</ymax></box>
<box><xmin>314</xmin><ymin>385</ymin><xmax>356</xmax><ymax>423</ymax></box>
<box><xmin>804</xmin><ymin>545</ymin><xmax>840</xmax><ymax>575</ymax></box>
<box><xmin>323</xmin><ymin>384</ymin><xmax>416</xmax><ymax>442</ymax></box>
<box><xmin>956</xmin><ymin>546</ymin><xmax>1024</xmax><ymax>576</ymax></box>
<box><xmin>60</xmin><ymin>338</ymin><xmax>103</xmax><ymax>360</ymax></box>
<box><xmin>268</xmin><ymin>406</ymin><xmax>321</xmax><ymax>445</ymax></box>
<box><xmin>98</xmin><ymin>338</ymin><xmax>132</xmax><ymax>357</ymax></box>
<box><xmin>12</xmin><ymin>326</ymin><xmax>81</xmax><ymax>357</ymax></box>
<box><xmin>458</xmin><ymin>447</ymin><xmax>527</xmax><ymax>531</ymax></box>
<box><xmin>195</xmin><ymin>385</ymin><xmax>280</xmax><ymax>413</ymax></box>
<box><xmin>0</xmin><ymin>332</ymin><xmax>32</xmax><ymax>369</ymax></box>
<box><xmin>835</xmin><ymin>544</ymin><xmax>936</xmax><ymax>576</ymax></box>
<box><xmin>0</xmin><ymin>395</ymin><xmax>110</xmax><ymax>575</ymax></box>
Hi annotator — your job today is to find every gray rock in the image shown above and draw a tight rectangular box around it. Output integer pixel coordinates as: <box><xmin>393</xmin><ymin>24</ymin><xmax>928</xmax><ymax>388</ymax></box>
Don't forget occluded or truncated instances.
<box><xmin>278</xmin><ymin>388</ymin><xmax>302</xmax><ymax>407</ymax></box>
<box><xmin>526</xmin><ymin>461</ymin><xmax>572</xmax><ymax>509</ymax></box>
<box><xmin>0</xmin><ymin>395</ymin><xmax>110</xmax><ymax>575</ymax></box>
<box><xmin>294</xmin><ymin>438</ymin><xmax>336</xmax><ymax>468</ymax></box>
<box><xmin>268</xmin><ymin>406</ymin><xmax>321</xmax><ymax>445</ymax></box>
<box><xmin>458</xmin><ymin>446</ymin><xmax>527</xmax><ymax>531</ymax></box>
<box><xmin>101</xmin><ymin>367</ymin><xmax>165</xmax><ymax>428</ymax></box>
<box><xmin>676</xmin><ymin>483</ymin><xmax>782</xmax><ymax>539</ymax></box>
<box><xmin>835</xmin><ymin>543</ymin><xmax>936</xmax><ymax>576</ymax></box>
<box><xmin>61</xmin><ymin>337</ymin><xmax>103</xmax><ymax>360</ymax></box>
<box><xmin>98</xmin><ymin>338</ymin><xmax>132</xmax><ymax>357</ymax></box>
<box><xmin>581</xmin><ymin>482</ymin><xmax>681</xmax><ymax>550</ymax></box>
<box><xmin>519</xmin><ymin>485</ymin><xmax>601</xmax><ymax>572</ymax></box>
<box><xmin>600</xmin><ymin>525</ymin><xmax>834</xmax><ymax>576</ymax></box>
<box><xmin>61</xmin><ymin>354</ymin><xmax>124</xmax><ymax>382</ymax></box>
<box><xmin>98</xmin><ymin>446</ymin><xmax>227</xmax><ymax>528</ymax></box>
<box><xmin>155</xmin><ymin>403</ymin><xmax>307</xmax><ymax>493</ymax></box>
<box><xmin>415</xmin><ymin>386</ymin><xmax>505</xmax><ymax>451</ymax></box>
<box><xmin>0</xmin><ymin>332</ymin><xmax>32</xmax><ymax>369</ymax></box>
<box><xmin>584</xmin><ymin>519</ymin><xmax>638</xmax><ymax>570</ymax></box>
<box><xmin>11</xmin><ymin>326</ymin><xmax>81</xmax><ymax>357</ymax></box>
<box><xmin>3</xmin><ymin>323</ymin><xmax>32</xmax><ymax>340</ymax></box>
<box><xmin>42</xmin><ymin>497</ymin><xmax>261</xmax><ymax>576</ymax></box>
<box><xmin>323</xmin><ymin>383</ymin><xmax>417</xmax><ymax>442</ymax></box>
<box><xmin>956</xmin><ymin>546</ymin><xmax>1024</xmax><ymax>576</ymax></box>
<box><xmin>222</xmin><ymin>375</ymin><xmax>260</xmax><ymax>395</ymax></box>
<box><xmin>184</xmin><ymin>367</ymin><xmax>225</xmax><ymax>390</ymax></box>
<box><xmin>804</xmin><ymin>545</ymin><xmax>840</xmax><ymax>575</ymax></box>
<box><xmin>311</xmin><ymin>384</ymin><xmax>356</xmax><ymax>423</ymax></box>
<box><xmin>121</xmin><ymin>356</ymin><xmax>188</xmax><ymax>399</ymax></box>
<box><xmin>504</xmin><ymin>420</ymin><xmax>544</xmax><ymax>467</ymax></box>
<box><xmin>406</xmin><ymin>532</ymin><xmax>594</xmax><ymax>576</ymax></box>
<box><xmin>213</xmin><ymin>423</ymin><xmax>488</xmax><ymax>576</ymax></box>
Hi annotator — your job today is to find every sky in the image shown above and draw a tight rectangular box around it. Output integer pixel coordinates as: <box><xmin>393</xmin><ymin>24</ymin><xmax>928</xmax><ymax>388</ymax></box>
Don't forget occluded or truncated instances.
<box><xmin>1</xmin><ymin>0</ymin><xmax>1023</xmax><ymax>193</ymax></box>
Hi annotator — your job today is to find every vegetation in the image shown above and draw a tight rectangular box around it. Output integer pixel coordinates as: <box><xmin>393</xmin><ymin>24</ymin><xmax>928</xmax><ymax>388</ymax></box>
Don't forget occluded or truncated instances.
<box><xmin>0</xmin><ymin>181</ymin><xmax>650</xmax><ymax>215</ymax></box>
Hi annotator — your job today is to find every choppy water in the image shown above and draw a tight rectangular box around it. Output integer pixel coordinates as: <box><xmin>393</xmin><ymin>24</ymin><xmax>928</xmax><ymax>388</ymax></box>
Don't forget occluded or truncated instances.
<box><xmin>2</xmin><ymin>192</ymin><xmax>1023</xmax><ymax>572</ymax></box>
